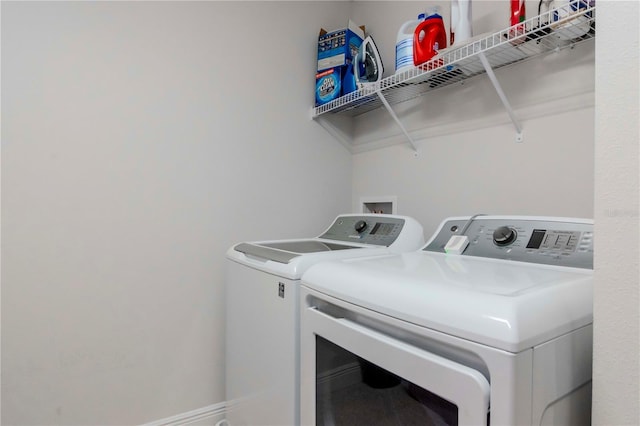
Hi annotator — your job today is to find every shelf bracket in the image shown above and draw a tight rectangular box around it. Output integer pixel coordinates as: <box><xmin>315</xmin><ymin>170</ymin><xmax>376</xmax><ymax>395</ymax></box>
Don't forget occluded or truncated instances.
<box><xmin>376</xmin><ymin>89</ymin><xmax>419</xmax><ymax>155</ymax></box>
<box><xmin>478</xmin><ymin>52</ymin><xmax>524</xmax><ymax>143</ymax></box>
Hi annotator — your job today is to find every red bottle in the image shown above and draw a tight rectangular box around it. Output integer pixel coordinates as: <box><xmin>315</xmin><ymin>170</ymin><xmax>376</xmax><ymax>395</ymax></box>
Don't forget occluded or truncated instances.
<box><xmin>510</xmin><ymin>0</ymin><xmax>526</xmax><ymax>25</ymax></box>
<box><xmin>413</xmin><ymin>11</ymin><xmax>447</xmax><ymax>66</ymax></box>
<box><xmin>510</xmin><ymin>0</ymin><xmax>526</xmax><ymax>39</ymax></box>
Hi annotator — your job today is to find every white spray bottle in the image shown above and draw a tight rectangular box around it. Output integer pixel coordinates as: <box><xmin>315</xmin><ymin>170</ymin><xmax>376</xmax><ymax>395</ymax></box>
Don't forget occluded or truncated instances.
<box><xmin>450</xmin><ymin>0</ymin><xmax>473</xmax><ymax>46</ymax></box>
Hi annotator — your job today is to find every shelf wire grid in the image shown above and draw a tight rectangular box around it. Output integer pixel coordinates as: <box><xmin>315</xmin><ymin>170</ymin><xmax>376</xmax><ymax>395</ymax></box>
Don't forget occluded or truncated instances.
<box><xmin>313</xmin><ymin>1</ymin><xmax>595</xmax><ymax>118</ymax></box>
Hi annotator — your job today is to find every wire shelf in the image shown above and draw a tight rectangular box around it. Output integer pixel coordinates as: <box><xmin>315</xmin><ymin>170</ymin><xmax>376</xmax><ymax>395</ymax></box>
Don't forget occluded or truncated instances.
<box><xmin>313</xmin><ymin>1</ymin><xmax>596</xmax><ymax>118</ymax></box>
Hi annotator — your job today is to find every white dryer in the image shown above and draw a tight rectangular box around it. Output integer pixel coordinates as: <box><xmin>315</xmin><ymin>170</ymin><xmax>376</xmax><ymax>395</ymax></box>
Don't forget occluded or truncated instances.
<box><xmin>225</xmin><ymin>214</ymin><xmax>424</xmax><ymax>426</ymax></box>
<box><xmin>300</xmin><ymin>215</ymin><xmax>594</xmax><ymax>426</ymax></box>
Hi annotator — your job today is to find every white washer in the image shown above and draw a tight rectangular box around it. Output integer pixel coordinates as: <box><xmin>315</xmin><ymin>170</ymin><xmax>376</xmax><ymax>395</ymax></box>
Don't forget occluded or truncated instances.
<box><xmin>300</xmin><ymin>215</ymin><xmax>594</xmax><ymax>426</ymax></box>
<box><xmin>225</xmin><ymin>214</ymin><xmax>424</xmax><ymax>426</ymax></box>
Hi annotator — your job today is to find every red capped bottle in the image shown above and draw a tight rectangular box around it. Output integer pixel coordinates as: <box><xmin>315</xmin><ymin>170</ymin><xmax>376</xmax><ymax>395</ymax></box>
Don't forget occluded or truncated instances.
<box><xmin>413</xmin><ymin>7</ymin><xmax>447</xmax><ymax>66</ymax></box>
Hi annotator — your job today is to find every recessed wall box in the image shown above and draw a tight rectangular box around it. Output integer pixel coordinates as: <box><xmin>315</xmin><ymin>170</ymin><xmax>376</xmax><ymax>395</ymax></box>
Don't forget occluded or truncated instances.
<box><xmin>359</xmin><ymin>196</ymin><xmax>397</xmax><ymax>214</ymax></box>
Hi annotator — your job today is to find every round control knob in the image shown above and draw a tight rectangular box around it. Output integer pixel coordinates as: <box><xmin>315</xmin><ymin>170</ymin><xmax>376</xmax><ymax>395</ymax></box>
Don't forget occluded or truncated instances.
<box><xmin>354</xmin><ymin>220</ymin><xmax>367</xmax><ymax>233</ymax></box>
<box><xmin>493</xmin><ymin>226</ymin><xmax>517</xmax><ymax>246</ymax></box>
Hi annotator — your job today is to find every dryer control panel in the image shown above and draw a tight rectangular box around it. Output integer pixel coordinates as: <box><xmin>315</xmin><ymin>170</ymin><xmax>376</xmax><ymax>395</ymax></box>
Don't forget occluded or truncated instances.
<box><xmin>423</xmin><ymin>216</ymin><xmax>594</xmax><ymax>269</ymax></box>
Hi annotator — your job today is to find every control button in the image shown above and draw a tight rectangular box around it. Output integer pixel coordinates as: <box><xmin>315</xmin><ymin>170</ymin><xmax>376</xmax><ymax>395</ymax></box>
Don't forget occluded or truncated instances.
<box><xmin>354</xmin><ymin>220</ymin><xmax>367</xmax><ymax>233</ymax></box>
<box><xmin>493</xmin><ymin>226</ymin><xmax>517</xmax><ymax>246</ymax></box>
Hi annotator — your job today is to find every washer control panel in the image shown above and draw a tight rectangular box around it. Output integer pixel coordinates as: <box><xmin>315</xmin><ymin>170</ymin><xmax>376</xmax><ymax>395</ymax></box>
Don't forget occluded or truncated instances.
<box><xmin>424</xmin><ymin>216</ymin><xmax>594</xmax><ymax>269</ymax></box>
<box><xmin>319</xmin><ymin>215</ymin><xmax>406</xmax><ymax>247</ymax></box>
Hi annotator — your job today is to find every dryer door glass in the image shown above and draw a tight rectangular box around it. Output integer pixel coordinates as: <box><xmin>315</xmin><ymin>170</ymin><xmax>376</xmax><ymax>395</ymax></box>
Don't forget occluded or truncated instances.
<box><xmin>316</xmin><ymin>336</ymin><xmax>459</xmax><ymax>425</ymax></box>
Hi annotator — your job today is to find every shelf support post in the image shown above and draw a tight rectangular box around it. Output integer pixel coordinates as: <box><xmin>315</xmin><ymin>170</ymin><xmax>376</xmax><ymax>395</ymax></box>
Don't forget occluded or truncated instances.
<box><xmin>478</xmin><ymin>52</ymin><xmax>524</xmax><ymax>142</ymax></box>
<box><xmin>375</xmin><ymin>89</ymin><xmax>419</xmax><ymax>154</ymax></box>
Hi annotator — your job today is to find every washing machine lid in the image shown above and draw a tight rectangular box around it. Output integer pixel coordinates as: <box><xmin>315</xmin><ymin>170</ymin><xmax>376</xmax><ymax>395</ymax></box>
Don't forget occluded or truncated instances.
<box><xmin>302</xmin><ymin>251</ymin><xmax>593</xmax><ymax>353</ymax></box>
<box><xmin>227</xmin><ymin>238</ymin><xmax>386</xmax><ymax>280</ymax></box>
<box><xmin>234</xmin><ymin>240</ymin><xmax>363</xmax><ymax>264</ymax></box>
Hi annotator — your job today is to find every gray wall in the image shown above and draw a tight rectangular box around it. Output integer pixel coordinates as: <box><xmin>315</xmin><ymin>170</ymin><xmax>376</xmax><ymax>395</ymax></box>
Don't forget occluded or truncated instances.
<box><xmin>1</xmin><ymin>2</ymin><xmax>352</xmax><ymax>424</ymax></box>
<box><xmin>2</xmin><ymin>1</ymin><xmax>638</xmax><ymax>425</ymax></box>
<box><xmin>593</xmin><ymin>2</ymin><xmax>639</xmax><ymax>425</ymax></box>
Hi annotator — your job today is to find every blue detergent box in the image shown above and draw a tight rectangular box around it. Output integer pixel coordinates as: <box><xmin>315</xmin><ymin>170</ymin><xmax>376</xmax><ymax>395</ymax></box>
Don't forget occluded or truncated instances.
<box><xmin>315</xmin><ymin>20</ymin><xmax>365</xmax><ymax>106</ymax></box>
<box><xmin>317</xmin><ymin>20</ymin><xmax>365</xmax><ymax>71</ymax></box>
<box><xmin>315</xmin><ymin>67</ymin><xmax>342</xmax><ymax>106</ymax></box>
<box><xmin>315</xmin><ymin>64</ymin><xmax>359</xmax><ymax>106</ymax></box>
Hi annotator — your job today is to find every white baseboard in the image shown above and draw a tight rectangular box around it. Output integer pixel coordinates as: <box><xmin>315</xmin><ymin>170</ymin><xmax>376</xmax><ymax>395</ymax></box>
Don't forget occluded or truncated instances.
<box><xmin>141</xmin><ymin>402</ymin><xmax>226</xmax><ymax>426</ymax></box>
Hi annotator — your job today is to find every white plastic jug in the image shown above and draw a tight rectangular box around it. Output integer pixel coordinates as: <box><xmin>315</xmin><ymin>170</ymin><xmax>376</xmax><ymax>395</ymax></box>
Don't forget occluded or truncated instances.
<box><xmin>395</xmin><ymin>13</ymin><xmax>425</xmax><ymax>73</ymax></box>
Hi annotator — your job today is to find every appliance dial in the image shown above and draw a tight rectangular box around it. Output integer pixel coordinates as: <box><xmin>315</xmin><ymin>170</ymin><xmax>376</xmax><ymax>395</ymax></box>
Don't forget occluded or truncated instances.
<box><xmin>493</xmin><ymin>226</ymin><xmax>517</xmax><ymax>246</ymax></box>
<box><xmin>354</xmin><ymin>220</ymin><xmax>367</xmax><ymax>233</ymax></box>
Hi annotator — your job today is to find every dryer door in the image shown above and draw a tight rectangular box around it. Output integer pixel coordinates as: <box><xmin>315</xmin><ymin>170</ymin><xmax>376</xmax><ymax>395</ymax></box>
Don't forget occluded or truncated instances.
<box><xmin>301</xmin><ymin>292</ymin><xmax>491</xmax><ymax>426</ymax></box>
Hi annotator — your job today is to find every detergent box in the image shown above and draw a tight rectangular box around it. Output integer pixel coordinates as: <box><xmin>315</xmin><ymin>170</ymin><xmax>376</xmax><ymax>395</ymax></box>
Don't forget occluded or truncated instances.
<box><xmin>315</xmin><ymin>67</ymin><xmax>342</xmax><ymax>106</ymax></box>
<box><xmin>317</xmin><ymin>20</ymin><xmax>365</xmax><ymax>71</ymax></box>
